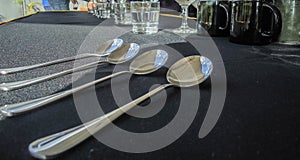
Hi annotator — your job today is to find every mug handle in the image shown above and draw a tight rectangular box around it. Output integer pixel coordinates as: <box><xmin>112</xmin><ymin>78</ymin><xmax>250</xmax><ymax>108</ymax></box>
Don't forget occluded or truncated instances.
<box><xmin>261</xmin><ymin>3</ymin><xmax>282</xmax><ymax>40</ymax></box>
<box><xmin>218</xmin><ymin>3</ymin><xmax>229</xmax><ymax>30</ymax></box>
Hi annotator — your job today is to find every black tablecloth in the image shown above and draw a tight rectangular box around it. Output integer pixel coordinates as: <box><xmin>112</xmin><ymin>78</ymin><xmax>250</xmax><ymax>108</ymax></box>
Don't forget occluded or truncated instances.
<box><xmin>0</xmin><ymin>11</ymin><xmax>299</xmax><ymax>160</ymax></box>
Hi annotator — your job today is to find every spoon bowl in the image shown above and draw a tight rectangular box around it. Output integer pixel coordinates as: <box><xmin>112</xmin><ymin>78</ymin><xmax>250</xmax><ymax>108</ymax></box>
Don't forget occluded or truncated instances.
<box><xmin>167</xmin><ymin>56</ymin><xmax>213</xmax><ymax>87</ymax></box>
<box><xmin>130</xmin><ymin>49</ymin><xmax>168</xmax><ymax>75</ymax></box>
<box><xmin>107</xmin><ymin>43</ymin><xmax>140</xmax><ymax>64</ymax></box>
<box><xmin>96</xmin><ymin>38</ymin><xmax>124</xmax><ymax>56</ymax></box>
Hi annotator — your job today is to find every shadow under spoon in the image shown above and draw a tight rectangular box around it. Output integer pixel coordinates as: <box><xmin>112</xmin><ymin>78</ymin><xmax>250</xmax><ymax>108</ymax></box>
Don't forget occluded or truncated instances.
<box><xmin>0</xmin><ymin>43</ymin><xmax>139</xmax><ymax>91</ymax></box>
<box><xmin>28</xmin><ymin>55</ymin><xmax>213</xmax><ymax>159</ymax></box>
<box><xmin>0</xmin><ymin>38</ymin><xmax>123</xmax><ymax>75</ymax></box>
<box><xmin>0</xmin><ymin>49</ymin><xmax>168</xmax><ymax>117</ymax></box>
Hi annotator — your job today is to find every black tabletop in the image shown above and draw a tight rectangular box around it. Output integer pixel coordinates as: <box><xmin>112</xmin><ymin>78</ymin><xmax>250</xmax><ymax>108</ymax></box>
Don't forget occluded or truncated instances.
<box><xmin>0</xmin><ymin>11</ymin><xmax>299</xmax><ymax>160</ymax></box>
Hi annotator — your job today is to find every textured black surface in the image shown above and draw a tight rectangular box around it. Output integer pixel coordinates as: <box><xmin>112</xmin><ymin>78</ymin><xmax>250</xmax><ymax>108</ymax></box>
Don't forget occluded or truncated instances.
<box><xmin>0</xmin><ymin>11</ymin><xmax>300</xmax><ymax>160</ymax></box>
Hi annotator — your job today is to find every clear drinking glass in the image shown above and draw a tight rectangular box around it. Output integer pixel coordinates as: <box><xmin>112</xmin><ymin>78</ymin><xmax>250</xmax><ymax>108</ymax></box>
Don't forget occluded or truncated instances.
<box><xmin>113</xmin><ymin>1</ymin><xmax>131</xmax><ymax>24</ymax></box>
<box><xmin>96</xmin><ymin>0</ymin><xmax>111</xmax><ymax>18</ymax></box>
<box><xmin>173</xmin><ymin>0</ymin><xmax>197</xmax><ymax>33</ymax></box>
<box><xmin>92</xmin><ymin>0</ymin><xmax>98</xmax><ymax>16</ymax></box>
<box><xmin>130</xmin><ymin>1</ymin><xmax>160</xmax><ymax>34</ymax></box>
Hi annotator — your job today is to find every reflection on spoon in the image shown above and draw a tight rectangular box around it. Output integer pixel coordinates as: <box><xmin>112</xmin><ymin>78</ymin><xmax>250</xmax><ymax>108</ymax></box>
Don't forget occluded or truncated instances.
<box><xmin>0</xmin><ymin>39</ymin><xmax>123</xmax><ymax>75</ymax></box>
<box><xmin>0</xmin><ymin>50</ymin><xmax>168</xmax><ymax>117</ymax></box>
<box><xmin>28</xmin><ymin>55</ymin><xmax>213</xmax><ymax>159</ymax></box>
<box><xmin>0</xmin><ymin>43</ymin><xmax>139</xmax><ymax>91</ymax></box>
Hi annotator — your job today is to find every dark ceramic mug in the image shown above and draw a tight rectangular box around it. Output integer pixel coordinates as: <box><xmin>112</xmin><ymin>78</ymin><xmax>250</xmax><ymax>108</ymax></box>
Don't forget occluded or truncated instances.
<box><xmin>197</xmin><ymin>0</ymin><xmax>231</xmax><ymax>36</ymax></box>
<box><xmin>229</xmin><ymin>0</ymin><xmax>282</xmax><ymax>45</ymax></box>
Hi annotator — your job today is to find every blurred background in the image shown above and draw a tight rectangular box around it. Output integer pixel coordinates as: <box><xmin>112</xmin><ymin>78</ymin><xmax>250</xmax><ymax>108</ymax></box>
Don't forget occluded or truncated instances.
<box><xmin>0</xmin><ymin>0</ymin><xmax>88</xmax><ymax>22</ymax></box>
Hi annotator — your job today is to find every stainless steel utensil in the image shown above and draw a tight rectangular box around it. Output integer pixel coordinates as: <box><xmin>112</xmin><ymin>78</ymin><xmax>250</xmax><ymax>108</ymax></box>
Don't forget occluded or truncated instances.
<box><xmin>0</xmin><ymin>39</ymin><xmax>123</xmax><ymax>75</ymax></box>
<box><xmin>0</xmin><ymin>49</ymin><xmax>168</xmax><ymax>117</ymax></box>
<box><xmin>0</xmin><ymin>43</ymin><xmax>139</xmax><ymax>91</ymax></box>
<box><xmin>28</xmin><ymin>55</ymin><xmax>213</xmax><ymax>159</ymax></box>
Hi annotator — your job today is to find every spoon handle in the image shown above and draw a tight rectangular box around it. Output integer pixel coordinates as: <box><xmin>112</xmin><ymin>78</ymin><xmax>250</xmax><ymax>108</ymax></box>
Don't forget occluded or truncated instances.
<box><xmin>28</xmin><ymin>83</ymin><xmax>173</xmax><ymax>159</ymax></box>
<box><xmin>0</xmin><ymin>54</ymin><xmax>100</xmax><ymax>75</ymax></box>
<box><xmin>0</xmin><ymin>60</ymin><xmax>106</xmax><ymax>91</ymax></box>
<box><xmin>0</xmin><ymin>71</ymin><xmax>129</xmax><ymax>117</ymax></box>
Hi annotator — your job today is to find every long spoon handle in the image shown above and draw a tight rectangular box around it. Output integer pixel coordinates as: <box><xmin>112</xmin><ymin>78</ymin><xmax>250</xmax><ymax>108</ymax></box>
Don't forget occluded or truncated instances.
<box><xmin>0</xmin><ymin>54</ymin><xmax>100</xmax><ymax>75</ymax></box>
<box><xmin>0</xmin><ymin>71</ymin><xmax>129</xmax><ymax>117</ymax></box>
<box><xmin>28</xmin><ymin>83</ymin><xmax>173</xmax><ymax>159</ymax></box>
<box><xmin>0</xmin><ymin>60</ymin><xmax>106</xmax><ymax>91</ymax></box>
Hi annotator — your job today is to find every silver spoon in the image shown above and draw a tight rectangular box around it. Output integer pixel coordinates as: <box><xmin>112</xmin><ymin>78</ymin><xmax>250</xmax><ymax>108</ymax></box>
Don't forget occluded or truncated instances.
<box><xmin>0</xmin><ymin>39</ymin><xmax>123</xmax><ymax>75</ymax></box>
<box><xmin>0</xmin><ymin>49</ymin><xmax>168</xmax><ymax>117</ymax></box>
<box><xmin>0</xmin><ymin>43</ymin><xmax>139</xmax><ymax>91</ymax></box>
<box><xmin>28</xmin><ymin>55</ymin><xmax>213</xmax><ymax>159</ymax></box>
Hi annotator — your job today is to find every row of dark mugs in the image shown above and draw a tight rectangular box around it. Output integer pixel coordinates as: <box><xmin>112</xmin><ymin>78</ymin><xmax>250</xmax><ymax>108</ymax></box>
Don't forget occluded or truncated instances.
<box><xmin>196</xmin><ymin>0</ymin><xmax>281</xmax><ymax>45</ymax></box>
